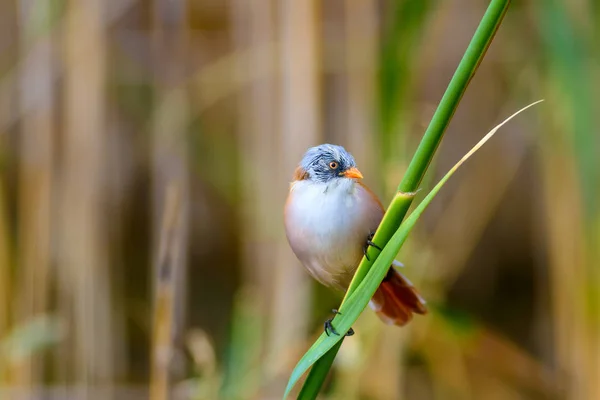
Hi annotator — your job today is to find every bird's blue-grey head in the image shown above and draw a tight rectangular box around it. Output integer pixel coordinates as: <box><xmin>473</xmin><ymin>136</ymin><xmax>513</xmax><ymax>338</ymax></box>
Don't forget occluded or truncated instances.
<box><xmin>299</xmin><ymin>144</ymin><xmax>363</xmax><ymax>183</ymax></box>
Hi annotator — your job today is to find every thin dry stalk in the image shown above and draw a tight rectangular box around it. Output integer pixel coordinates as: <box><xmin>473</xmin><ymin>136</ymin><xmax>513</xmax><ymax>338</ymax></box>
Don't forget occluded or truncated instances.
<box><xmin>151</xmin><ymin>1</ymin><xmax>190</xmax><ymax>397</ymax></box>
<box><xmin>344</xmin><ymin>0</ymin><xmax>378</xmax><ymax>180</ymax></box>
<box><xmin>0</xmin><ymin>2</ymin><xmax>15</xmax><ymax>373</ymax></box>
<box><xmin>184</xmin><ymin>329</ymin><xmax>219</xmax><ymax>399</ymax></box>
<box><xmin>230</xmin><ymin>0</ymin><xmax>278</xmax><ymax>299</ymax></box>
<box><xmin>58</xmin><ymin>0</ymin><xmax>115</xmax><ymax>393</ymax></box>
<box><xmin>150</xmin><ymin>184</ymin><xmax>183</xmax><ymax>400</ymax></box>
<box><xmin>0</xmin><ymin>183</ymin><xmax>11</xmax><ymax>383</ymax></box>
<box><xmin>540</xmin><ymin>139</ymin><xmax>588</xmax><ymax>398</ymax></box>
<box><xmin>13</xmin><ymin>0</ymin><xmax>56</xmax><ymax>390</ymax></box>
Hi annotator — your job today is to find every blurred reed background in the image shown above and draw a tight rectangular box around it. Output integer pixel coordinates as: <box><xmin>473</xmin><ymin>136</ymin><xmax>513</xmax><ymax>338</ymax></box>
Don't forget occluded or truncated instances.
<box><xmin>0</xmin><ymin>0</ymin><xmax>598</xmax><ymax>399</ymax></box>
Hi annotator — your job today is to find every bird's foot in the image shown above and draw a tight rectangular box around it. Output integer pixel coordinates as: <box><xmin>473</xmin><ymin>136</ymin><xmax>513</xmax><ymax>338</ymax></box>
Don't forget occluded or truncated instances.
<box><xmin>363</xmin><ymin>232</ymin><xmax>382</xmax><ymax>261</ymax></box>
<box><xmin>324</xmin><ymin>309</ymin><xmax>355</xmax><ymax>337</ymax></box>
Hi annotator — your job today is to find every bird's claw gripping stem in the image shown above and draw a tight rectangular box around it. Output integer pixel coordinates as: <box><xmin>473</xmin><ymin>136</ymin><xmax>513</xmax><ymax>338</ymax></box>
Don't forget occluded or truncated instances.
<box><xmin>324</xmin><ymin>309</ymin><xmax>355</xmax><ymax>337</ymax></box>
<box><xmin>363</xmin><ymin>232</ymin><xmax>382</xmax><ymax>261</ymax></box>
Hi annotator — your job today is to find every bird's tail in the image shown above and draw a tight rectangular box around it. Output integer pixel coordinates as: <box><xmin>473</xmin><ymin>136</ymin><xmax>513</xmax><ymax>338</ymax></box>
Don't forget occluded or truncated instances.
<box><xmin>369</xmin><ymin>268</ymin><xmax>427</xmax><ymax>326</ymax></box>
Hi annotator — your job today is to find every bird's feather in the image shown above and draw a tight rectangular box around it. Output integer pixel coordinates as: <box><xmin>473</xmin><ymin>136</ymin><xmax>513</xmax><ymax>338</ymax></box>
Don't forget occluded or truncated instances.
<box><xmin>370</xmin><ymin>268</ymin><xmax>427</xmax><ymax>326</ymax></box>
<box><xmin>292</xmin><ymin>166</ymin><xmax>309</xmax><ymax>181</ymax></box>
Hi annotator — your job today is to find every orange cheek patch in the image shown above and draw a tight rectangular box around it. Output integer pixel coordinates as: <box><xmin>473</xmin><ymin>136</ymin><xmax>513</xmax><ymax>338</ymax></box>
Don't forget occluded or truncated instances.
<box><xmin>293</xmin><ymin>166</ymin><xmax>309</xmax><ymax>181</ymax></box>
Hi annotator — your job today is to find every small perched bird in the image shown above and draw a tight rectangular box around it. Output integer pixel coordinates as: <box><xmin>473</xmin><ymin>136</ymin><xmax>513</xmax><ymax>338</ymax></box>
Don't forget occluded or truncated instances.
<box><xmin>284</xmin><ymin>144</ymin><xmax>427</xmax><ymax>333</ymax></box>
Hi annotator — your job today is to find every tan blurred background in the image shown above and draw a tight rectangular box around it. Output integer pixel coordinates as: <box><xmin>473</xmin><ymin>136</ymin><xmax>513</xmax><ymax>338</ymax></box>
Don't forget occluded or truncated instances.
<box><xmin>0</xmin><ymin>0</ymin><xmax>598</xmax><ymax>399</ymax></box>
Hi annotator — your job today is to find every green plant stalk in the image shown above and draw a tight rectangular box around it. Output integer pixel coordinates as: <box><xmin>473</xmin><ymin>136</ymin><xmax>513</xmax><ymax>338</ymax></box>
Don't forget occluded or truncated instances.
<box><xmin>349</xmin><ymin>0</ymin><xmax>510</xmax><ymax>300</ymax></box>
<box><xmin>294</xmin><ymin>0</ymin><xmax>511</xmax><ymax>398</ymax></box>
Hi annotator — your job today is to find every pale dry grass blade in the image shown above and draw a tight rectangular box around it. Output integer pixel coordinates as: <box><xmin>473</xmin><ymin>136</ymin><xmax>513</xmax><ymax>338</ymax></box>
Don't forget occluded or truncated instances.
<box><xmin>539</xmin><ymin>111</ymin><xmax>589</xmax><ymax>399</ymax></box>
<box><xmin>427</xmin><ymin>101</ymin><xmax>535</xmax><ymax>285</ymax></box>
<box><xmin>58</xmin><ymin>0</ymin><xmax>115</xmax><ymax>395</ymax></box>
<box><xmin>182</xmin><ymin>329</ymin><xmax>219</xmax><ymax>399</ymax></box>
<box><xmin>536</xmin><ymin>1</ymin><xmax>600</xmax><ymax>396</ymax></box>
<box><xmin>230</xmin><ymin>0</ymin><xmax>279</xmax><ymax>305</ymax></box>
<box><xmin>13</xmin><ymin>0</ymin><xmax>56</xmax><ymax>391</ymax></box>
<box><xmin>0</xmin><ymin>183</ymin><xmax>11</xmax><ymax>384</ymax></box>
<box><xmin>441</xmin><ymin>101</ymin><xmax>544</xmax><ymax>172</ymax></box>
<box><xmin>0</xmin><ymin>3</ymin><xmax>15</xmax><ymax>387</ymax></box>
<box><xmin>344</xmin><ymin>0</ymin><xmax>378</xmax><ymax>185</ymax></box>
<box><xmin>150</xmin><ymin>184</ymin><xmax>184</xmax><ymax>400</ymax></box>
<box><xmin>151</xmin><ymin>1</ymin><xmax>191</xmax><ymax>397</ymax></box>
<box><xmin>230</xmin><ymin>0</ymin><xmax>276</xmax><ymax>389</ymax></box>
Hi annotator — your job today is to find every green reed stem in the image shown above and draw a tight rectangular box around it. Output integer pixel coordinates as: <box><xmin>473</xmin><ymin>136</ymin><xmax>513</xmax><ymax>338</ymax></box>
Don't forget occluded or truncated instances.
<box><xmin>348</xmin><ymin>0</ymin><xmax>510</xmax><ymax>298</ymax></box>
<box><xmin>294</xmin><ymin>1</ymin><xmax>511</xmax><ymax>399</ymax></box>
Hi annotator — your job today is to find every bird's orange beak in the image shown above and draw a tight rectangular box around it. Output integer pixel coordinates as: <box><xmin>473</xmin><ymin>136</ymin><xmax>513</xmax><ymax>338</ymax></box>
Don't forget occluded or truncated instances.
<box><xmin>342</xmin><ymin>167</ymin><xmax>363</xmax><ymax>180</ymax></box>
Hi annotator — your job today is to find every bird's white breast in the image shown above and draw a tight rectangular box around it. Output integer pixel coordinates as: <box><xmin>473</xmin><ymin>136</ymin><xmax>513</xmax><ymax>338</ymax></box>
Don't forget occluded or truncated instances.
<box><xmin>285</xmin><ymin>178</ymin><xmax>383</xmax><ymax>290</ymax></box>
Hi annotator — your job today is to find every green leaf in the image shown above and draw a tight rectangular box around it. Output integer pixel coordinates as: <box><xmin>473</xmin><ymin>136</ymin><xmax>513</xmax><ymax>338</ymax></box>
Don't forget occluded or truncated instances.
<box><xmin>285</xmin><ymin>100</ymin><xmax>543</xmax><ymax>399</ymax></box>
<box><xmin>296</xmin><ymin>339</ymin><xmax>343</xmax><ymax>399</ymax></box>
<box><xmin>0</xmin><ymin>314</ymin><xmax>64</xmax><ymax>371</ymax></box>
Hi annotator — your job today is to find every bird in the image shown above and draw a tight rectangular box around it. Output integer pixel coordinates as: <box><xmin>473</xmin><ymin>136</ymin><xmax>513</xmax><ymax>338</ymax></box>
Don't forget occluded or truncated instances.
<box><xmin>284</xmin><ymin>144</ymin><xmax>427</xmax><ymax>334</ymax></box>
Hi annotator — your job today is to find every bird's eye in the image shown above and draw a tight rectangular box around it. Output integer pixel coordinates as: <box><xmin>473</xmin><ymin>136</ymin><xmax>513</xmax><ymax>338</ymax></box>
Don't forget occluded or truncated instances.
<box><xmin>329</xmin><ymin>161</ymin><xmax>338</xmax><ymax>169</ymax></box>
